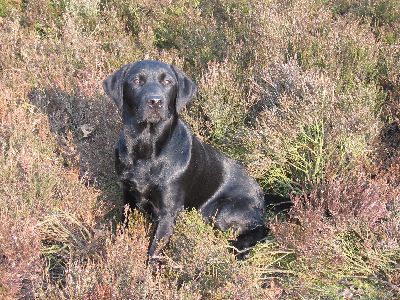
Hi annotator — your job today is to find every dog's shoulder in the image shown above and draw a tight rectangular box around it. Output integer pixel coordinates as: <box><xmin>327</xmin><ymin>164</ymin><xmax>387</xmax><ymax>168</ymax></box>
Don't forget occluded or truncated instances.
<box><xmin>160</xmin><ymin>119</ymin><xmax>193</xmax><ymax>168</ymax></box>
<box><xmin>167</xmin><ymin>119</ymin><xmax>193</xmax><ymax>152</ymax></box>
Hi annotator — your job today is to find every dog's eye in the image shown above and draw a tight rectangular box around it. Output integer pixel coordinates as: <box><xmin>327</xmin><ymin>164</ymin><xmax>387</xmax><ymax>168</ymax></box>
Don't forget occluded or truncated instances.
<box><xmin>133</xmin><ymin>78</ymin><xmax>144</xmax><ymax>86</ymax></box>
<box><xmin>163</xmin><ymin>79</ymin><xmax>172</xmax><ymax>85</ymax></box>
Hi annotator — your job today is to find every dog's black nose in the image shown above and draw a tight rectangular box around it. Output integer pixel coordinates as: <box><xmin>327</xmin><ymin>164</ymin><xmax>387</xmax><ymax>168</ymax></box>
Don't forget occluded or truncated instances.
<box><xmin>147</xmin><ymin>97</ymin><xmax>163</xmax><ymax>107</ymax></box>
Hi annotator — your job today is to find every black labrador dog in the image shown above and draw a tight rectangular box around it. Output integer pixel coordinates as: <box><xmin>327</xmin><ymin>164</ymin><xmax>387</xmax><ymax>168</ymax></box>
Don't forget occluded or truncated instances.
<box><xmin>103</xmin><ymin>60</ymin><xmax>269</xmax><ymax>258</ymax></box>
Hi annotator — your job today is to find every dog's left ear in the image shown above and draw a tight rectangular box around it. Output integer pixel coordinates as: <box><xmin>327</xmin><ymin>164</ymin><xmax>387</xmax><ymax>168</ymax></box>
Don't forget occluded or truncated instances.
<box><xmin>103</xmin><ymin>63</ymin><xmax>131</xmax><ymax>111</ymax></box>
<box><xmin>171</xmin><ymin>65</ymin><xmax>197</xmax><ymax>113</ymax></box>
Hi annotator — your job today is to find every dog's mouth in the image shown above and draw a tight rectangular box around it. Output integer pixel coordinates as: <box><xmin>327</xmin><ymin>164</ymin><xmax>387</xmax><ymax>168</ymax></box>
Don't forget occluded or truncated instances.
<box><xmin>139</xmin><ymin>110</ymin><xmax>167</xmax><ymax>124</ymax></box>
<box><xmin>144</xmin><ymin>114</ymin><xmax>163</xmax><ymax>124</ymax></box>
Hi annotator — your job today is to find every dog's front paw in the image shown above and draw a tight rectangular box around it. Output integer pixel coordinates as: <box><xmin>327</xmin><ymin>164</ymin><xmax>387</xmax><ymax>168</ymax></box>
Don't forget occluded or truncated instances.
<box><xmin>147</xmin><ymin>254</ymin><xmax>166</xmax><ymax>273</ymax></box>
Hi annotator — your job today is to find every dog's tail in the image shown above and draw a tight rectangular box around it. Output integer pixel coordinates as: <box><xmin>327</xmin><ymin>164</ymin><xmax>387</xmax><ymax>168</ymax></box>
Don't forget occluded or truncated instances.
<box><xmin>264</xmin><ymin>193</ymin><xmax>293</xmax><ymax>214</ymax></box>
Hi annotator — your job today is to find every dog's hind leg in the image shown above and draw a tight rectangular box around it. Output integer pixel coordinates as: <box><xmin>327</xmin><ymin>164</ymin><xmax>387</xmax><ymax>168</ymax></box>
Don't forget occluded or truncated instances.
<box><xmin>206</xmin><ymin>198</ymin><xmax>267</xmax><ymax>257</ymax></box>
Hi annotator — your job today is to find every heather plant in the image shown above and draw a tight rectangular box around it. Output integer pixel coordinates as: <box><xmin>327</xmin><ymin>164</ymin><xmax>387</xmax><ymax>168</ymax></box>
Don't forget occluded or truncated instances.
<box><xmin>245</xmin><ymin>60</ymin><xmax>380</xmax><ymax>195</ymax></box>
<box><xmin>184</xmin><ymin>60</ymin><xmax>258</xmax><ymax>160</ymax></box>
<box><xmin>1</xmin><ymin>0</ymin><xmax>400</xmax><ymax>299</ymax></box>
<box><xmin>271</xmin><ymin>166</ymin><xmax>400</xmax><ymax>298</ymax></box>
<box><xmin>36</xmin><ymin>212</ymin><xmax>153</xmax><ymax>300</ymax></box>
<box><xmin>332</xmin><ymin>0</ymin><xmax>400</xmax><ymax>29</ymax></box>
<box><xmin>164</xmin><ymin>209</ymin><xmax>277</xmax><ymax>299</ymax></box>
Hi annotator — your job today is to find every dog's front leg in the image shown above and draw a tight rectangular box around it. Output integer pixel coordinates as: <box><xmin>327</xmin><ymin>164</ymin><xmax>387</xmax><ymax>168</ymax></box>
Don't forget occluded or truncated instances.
<box><xmin>148</xmin><ymin>212</ymin><xmax>178</xmax><ymax>259</ymax></box>
<box><xmin>120</xmin><ymin>184</ymin><xmax>137</xmax><ymax>225</ymax></box>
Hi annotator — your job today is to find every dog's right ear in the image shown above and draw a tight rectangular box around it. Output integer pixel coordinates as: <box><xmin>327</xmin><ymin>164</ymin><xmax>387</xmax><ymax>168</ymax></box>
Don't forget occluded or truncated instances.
<box><xmin>102</xmin><ymin>64</ymin><xmax>131</xmax><ymax>110</ymax></box>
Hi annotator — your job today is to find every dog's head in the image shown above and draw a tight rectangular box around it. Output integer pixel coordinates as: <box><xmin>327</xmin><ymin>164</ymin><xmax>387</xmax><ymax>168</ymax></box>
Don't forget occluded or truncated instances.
<box><xmin>103</xmin><ymin>60</ymin><xmax>196</xmax><ymax>124</ymax></box>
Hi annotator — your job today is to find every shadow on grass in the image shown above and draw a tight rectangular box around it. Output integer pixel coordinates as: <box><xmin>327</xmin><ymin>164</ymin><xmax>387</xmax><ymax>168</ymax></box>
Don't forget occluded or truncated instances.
<box><xmin>28</xmin><ymin>87</ymin><xmax>128</xmax><ymax>286</ymax></box>
<box><xmin>28</xmin><ymin>87</ymin><xmax>123</xmax><ymax>221</ymax></box>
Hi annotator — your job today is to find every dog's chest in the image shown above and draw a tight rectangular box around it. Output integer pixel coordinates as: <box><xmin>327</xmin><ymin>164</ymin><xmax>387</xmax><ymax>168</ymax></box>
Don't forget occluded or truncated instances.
<box><xmin>120</xmin><ymin>156</ymin><xmax>169</xmax><ymax>195</ymax></box>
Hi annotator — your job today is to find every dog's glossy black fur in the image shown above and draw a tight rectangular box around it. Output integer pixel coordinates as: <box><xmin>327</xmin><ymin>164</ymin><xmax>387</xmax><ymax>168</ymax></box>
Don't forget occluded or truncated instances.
<box><xmin>103</xmin><ymin>60</ymin><xmax>268</xmax><ymax>258</ymax></box>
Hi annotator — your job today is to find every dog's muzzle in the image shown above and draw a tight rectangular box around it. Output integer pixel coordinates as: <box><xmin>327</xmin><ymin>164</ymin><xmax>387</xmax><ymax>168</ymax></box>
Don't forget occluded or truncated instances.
<box><xmin>140</xmin><ymin>96</ymin><xmax>167</xmax><ymax>123</ymax></box>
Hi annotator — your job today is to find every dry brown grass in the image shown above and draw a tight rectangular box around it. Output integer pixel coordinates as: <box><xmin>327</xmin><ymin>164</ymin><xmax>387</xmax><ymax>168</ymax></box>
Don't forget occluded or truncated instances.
<box><xmin>0</xmin><ymin>0</ymin><xmax>399</xmax><ymax>298</ymax></box>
